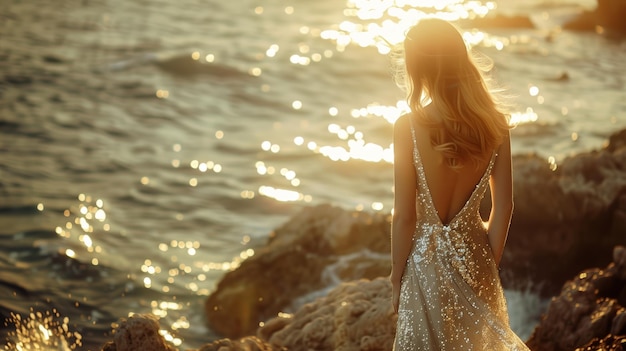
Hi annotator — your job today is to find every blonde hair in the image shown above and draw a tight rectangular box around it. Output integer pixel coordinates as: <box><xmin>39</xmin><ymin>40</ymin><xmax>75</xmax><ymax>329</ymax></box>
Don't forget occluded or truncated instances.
<box><xmin>394</xmin><ymin>19</ymin><xmax>511</xmax><ymax>170</ymax></box>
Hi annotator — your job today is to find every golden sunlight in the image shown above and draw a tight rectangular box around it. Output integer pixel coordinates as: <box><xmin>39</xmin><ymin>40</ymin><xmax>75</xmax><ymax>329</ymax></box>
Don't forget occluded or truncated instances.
<box><xmin>159</xmin><ymin>329</ymin><xmax>182</xmax><ymax>347</ymax></box>
<box><xmin>318</xmin><ymin>0</ymin><xmax>505</xmax><ymax>57</ymax></box>
<box><xmin>258</xmin><ymin>185</ymin><xmax>311</xmax><ymax>202</ymax></box>
<box><xmin>510</xmin><ymin>107</ymin><xmax>539</xmax><ymax>125</ymax></box>
<box><xmin>3</xmin><ymin>310</ymin><xmax>82</xmax><ymax>350</ymax></box>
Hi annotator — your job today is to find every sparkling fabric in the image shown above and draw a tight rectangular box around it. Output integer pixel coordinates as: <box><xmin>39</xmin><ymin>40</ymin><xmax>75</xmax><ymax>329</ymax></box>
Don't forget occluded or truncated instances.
<box><xmin>393</xmin><ymin>121</ymin><xmax>530</xmax><ymax>350</ymax></box>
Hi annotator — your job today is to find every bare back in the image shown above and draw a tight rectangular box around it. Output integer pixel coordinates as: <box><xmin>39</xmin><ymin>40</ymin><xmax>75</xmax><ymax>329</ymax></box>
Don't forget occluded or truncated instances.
<box><xmin>410</xmin><ymin>110</ymin><xmax>492</xmax><ymax>225</ymax></box>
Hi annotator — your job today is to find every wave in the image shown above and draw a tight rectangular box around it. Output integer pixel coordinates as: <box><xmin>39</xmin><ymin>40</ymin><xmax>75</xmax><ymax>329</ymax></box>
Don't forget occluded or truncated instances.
<box><xmin>0</xmin><ymin>227</ymin><xmax>146</xmax><ymax>349</ymax></box>
<box><xmin>104</xmin><ymin>52</ymin><xmax>252</xmax><ymax>79</ymax></box>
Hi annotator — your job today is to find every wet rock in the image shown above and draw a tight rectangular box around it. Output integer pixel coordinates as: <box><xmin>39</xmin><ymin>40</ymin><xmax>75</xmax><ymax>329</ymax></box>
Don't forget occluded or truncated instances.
<box><xmin>612</xmin><ymin>309</ymin><xmax>626</xmax><ymax>336</ymax></box>
<box><xmin>501</xmin><ymin>129</ymin><xmax>626</xmax><ymax>296</ymax></box>
<box><xmin>564</xmin><ymin>0</ymin><xmax>626</xmax><ymax>34</ymax></box>
<box><xmin>526</xmin><ymin>246</ymin><xmax>626</xmax><ymax>351</ymax></box>
<box><xmin>608</xmin><ymin>129</ymin><xmax>626</xmax><ymax>153</ymax></box>
<box><xmin>575</xmin><ymin>335</ymin><xmax>626</xmax><ymax>351</ymax></box>
<box><xmin>204</xmin><ymin>204</ymin><xmax>391</xmax><ymax>338</ymax></box>
<box><xmin>616</xmin><ymin>246</ymin><xmax>626</xmax><ymax>280</ymax></box>
<box><xmin>98</xmin><ymin>247</ymin><xmax>625</xmax><ymax>350</ymax></box>
<box><xmin>200</xmin><ymin>279</ymin><xmax>396</xmax><ymax>350</ymax></box>
<box><xmin>196</xmin><ymin>337</ymin><xmax>272</xmax><ymax>351</ymax></box>
<box><xmin>259</xmin><ymin>277</ymin><xmax>396</xmax><ymax>351</ymax></box>
<box><xmin>100</xmin><ymin>314</ymin><xmax>175</xmax><ymax>351</ymax></box>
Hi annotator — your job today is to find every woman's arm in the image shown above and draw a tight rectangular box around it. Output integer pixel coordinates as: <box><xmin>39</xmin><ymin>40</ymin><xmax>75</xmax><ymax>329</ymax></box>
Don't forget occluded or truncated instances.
<box><xmin>390</xmin><ymin>115</ymin><xmax>418</xmax><ymax>312</ymax></box>
<box><xmin>487</xmin><ymin>131</ymin><xmax>514</xmax><ymax>266</ymax></box>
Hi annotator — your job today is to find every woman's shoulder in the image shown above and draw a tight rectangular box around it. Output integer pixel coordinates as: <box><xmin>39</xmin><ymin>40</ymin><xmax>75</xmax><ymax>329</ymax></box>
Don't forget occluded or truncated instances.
<box><xmin>394</xmin><ymin>113</ymin><xmax>409</xmax><ymax>126</ymax></box>
<box><xmin>395</xmin><ymin>112</ymin><xmax>430</xmax><ymax>135</ymax></box>
<box><xmin>393</xmin><ymin>114</ymin><xmax>415</xmax><ymax>139</ymax></box>
<box><xmin>393</xmin><ymin>114</ymin><xmax>415</xmax><ymax>145</ymax></box>
<box><xmin>394</xmin><ymin>113</ymin><xmax>418</xmax><ymax>130</ymax></box>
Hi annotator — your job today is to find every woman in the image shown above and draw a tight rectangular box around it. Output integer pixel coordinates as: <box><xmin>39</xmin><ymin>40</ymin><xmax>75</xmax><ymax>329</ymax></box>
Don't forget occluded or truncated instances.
<box><xmin>389</xmin><ymin>19</ymin><xmax>529</xmax><ymax>350</ymax></box>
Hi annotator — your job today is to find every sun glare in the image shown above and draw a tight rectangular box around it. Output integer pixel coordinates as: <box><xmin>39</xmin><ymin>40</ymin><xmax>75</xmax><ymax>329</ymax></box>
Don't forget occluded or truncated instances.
<box><xmin>3</xmin><ymin>310</ymin><xmax>82</xmax><ymax>350</ymax></box>
<box><xmin>315</xmin><ymin>0</ymin><xmax>501</xmax><ymax>54</ymax></box>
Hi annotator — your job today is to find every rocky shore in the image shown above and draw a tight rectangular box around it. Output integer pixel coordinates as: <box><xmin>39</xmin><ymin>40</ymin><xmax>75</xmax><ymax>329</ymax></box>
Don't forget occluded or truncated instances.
<box><xmin>460</xmin><ymin>0</ymin><xmax>626</xmax><ymax>36</ymax></box>
<box><xmin>502</xmin><ymin>128</ymin><xmax>626</xmax><ymax>296</ymax></box>
<box><xmin>526</xmin><ymin>246</ymin><xmax>626</xmax><ymax>351</ymax></box>
<box><xmin>98</xmin><ymin>127</ymin><xmax>626</xmax><ymax>350</ymax></box>
<box><xmin>202</xmin><ymin>126</ymin><xmax>626</xmax><ymax>339</ymax></box>
<box><xmin>562</xmin><ymin>0</ymin><xmax>626</xmax><ymax>34</ymax></box>
<box><xmin>100</xmin><ymin>246</ymin><xmax>626</xmax><ymax>351</ymax></box>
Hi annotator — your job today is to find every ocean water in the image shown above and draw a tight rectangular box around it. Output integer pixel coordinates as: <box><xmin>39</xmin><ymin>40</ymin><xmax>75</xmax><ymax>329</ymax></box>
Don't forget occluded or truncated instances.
<box><xmin>1</xmin><ymin>0</ymin><xmax>625</xmax><ymax>349</ymax></box>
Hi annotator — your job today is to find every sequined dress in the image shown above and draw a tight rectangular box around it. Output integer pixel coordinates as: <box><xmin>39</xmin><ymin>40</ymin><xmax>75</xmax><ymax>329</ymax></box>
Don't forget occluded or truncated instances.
<box><xmin>393</xmin><ymin>121</ymin><xmax>529</xmax><ymax>350</ymax></box>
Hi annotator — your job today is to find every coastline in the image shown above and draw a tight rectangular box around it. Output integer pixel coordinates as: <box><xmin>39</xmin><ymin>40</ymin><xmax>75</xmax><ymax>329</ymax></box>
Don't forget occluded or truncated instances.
<box><xmin>96</xmin><ymin>127</ymin><xmax>626</xmax><ymax>350</ymax></box>
<box><xmin>2</xmin><ymin>0</ymin><xmax>626</xmax><ymax>349</ymax></box>
<box><xmin>100</xmin><ymin>245</ymin><xmax>626</xmax><ymax>351</ymax></box>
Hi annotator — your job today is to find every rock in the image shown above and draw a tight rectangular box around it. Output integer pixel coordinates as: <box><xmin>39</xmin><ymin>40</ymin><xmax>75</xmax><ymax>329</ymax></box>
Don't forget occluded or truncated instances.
<box><xmin>563</xmin><ymin>10</ymin><xmax>597</xmax><ymax>32</ymax></box>
<box><xmin>205</xmin><ymin>128</ymin><xmax>626</xmax><ymax>339</ymax></box>
<box><xmin>98</xmin><ymin>248</ymin><xmax>625</xmax><ymax>351</ymax></box>
<box><xmin>607</xmin><ymin>130</ymin><xmax>626</xmax><ymax>153</ymax></box>
<box><xmin>260</xmin><ymin>278</ymin><xmax>396</xmax><ymax>351</ymax></box>
<box><xmin>564</xmin><ymin>0</ymin><xmax>626</xmax><ymax>34</ymax></box>
<box><xmin>98</xmin><ymin>134</ymin><xmax>626</xmax><ymax>349</ymax></box>
<box><xmin>500</xmin><ymin>129</ymin><xmax>626</xmax><ymax>296</ymax></box>
<box><xmin>196</xmin><ymin>337</ymin><xmax>272</xmax><ymax>351</ymax></box>
<box><xmin>612</xmin><ymin>309</ymin><xmax>626</xmax><ymax>336</ymax></box>
<box><xmin>102</xmin><ymin>279</ymin><xmax>396</xmax><ymax>351</ymax></box>
<box><xmin>526</xmin><ymin>246</ymin><xmax>626</xmax><ymax>351</ymax></box>
<box><xmin>100</xmin><ymin>314</ymin><xmax>176</xmax><ymax>351</ymax></box>
<box><xmin>205</xmin><ymin>205</ymin><xmax>391</xmax><ymax>338</ymax></box>
<box><xmin>575</xmin><ymin>335</ymin><xmax>626</xmax><ymax>351</ymax></box>
<box><xmin>614</xmin><ymin>238</ymin><xmax>626</xmax><ymax>280</ymax></box>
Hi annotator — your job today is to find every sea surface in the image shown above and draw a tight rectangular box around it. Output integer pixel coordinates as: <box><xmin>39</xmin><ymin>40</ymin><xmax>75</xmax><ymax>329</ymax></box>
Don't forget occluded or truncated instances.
<box><xmin>1</xmin><ymin>0</ymin><xmax>625</xmax><ymax>349</ymax></box>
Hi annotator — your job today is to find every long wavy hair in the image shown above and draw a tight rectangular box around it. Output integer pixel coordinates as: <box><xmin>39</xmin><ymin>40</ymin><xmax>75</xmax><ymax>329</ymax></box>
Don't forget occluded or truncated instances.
<box><xmin>395</xmin><ymin>19</ymin><xmax>511</xmax><ymax>170</ymax></box>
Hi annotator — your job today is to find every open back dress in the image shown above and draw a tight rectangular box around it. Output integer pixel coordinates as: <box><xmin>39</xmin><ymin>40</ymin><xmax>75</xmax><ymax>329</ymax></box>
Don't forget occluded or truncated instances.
<box><xmin>393</xmin><ymin>119</ymin><xmax>529</xmax><ymax>350</ymax></box>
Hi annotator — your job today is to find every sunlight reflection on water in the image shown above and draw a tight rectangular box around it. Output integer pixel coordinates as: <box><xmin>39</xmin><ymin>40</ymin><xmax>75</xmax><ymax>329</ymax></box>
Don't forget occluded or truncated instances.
<box><xmin>98</xmin><ymin>0</ymin><xmax>547</xmax><ymax>214</ymax></box>
<box><xmin>3</xmin><ymin>0</ymin><xmax>578</xmax><ymax>348</ymax></box>
<box><xmin>9</xmin><ymin>191</ymin><xmax>260</xmax><ymax>349</ymax></box>
<box><xmin>3</xmin><ymin>311</ymin><xmax>82</xmax><ymax>351</ymax></box>
<box><xmin>251</xmin><ymin>0</ymin><xmax>545</xmax><ymax>207</ymax></box>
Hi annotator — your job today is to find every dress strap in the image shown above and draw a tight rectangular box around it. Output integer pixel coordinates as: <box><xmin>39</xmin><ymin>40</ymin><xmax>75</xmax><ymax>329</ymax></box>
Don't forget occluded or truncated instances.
<box><xmin>407</xmin><ymin>114</ymin><xmax>418</xmax><ymax>164</ymax></box>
